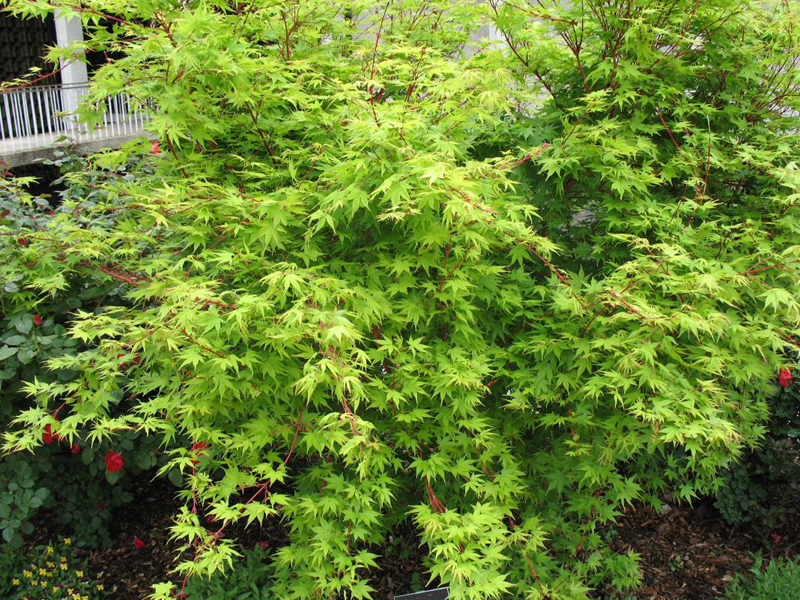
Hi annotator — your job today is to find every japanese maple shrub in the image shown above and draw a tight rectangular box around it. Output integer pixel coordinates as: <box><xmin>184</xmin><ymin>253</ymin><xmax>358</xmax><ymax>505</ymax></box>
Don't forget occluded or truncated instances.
<box><xmin>1</xmin><ymin>1</ymin><xmax>799</xmax><ymax>600</ymax></box>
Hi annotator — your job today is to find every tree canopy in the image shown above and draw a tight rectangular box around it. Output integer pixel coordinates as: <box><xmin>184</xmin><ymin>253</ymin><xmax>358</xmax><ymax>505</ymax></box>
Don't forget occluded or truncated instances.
<box><xmin>1</xmin><ymin>1</ymin><xmax>799</xmax><ymax>599</ymax></box>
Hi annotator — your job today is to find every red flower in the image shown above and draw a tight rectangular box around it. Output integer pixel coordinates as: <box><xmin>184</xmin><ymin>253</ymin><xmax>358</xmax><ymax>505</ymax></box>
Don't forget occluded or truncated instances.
<box><xmin>257</xmin><ymin>541</ymin><xmax>268</xmax><ymax>549</ymax></box>
<box><xmin>778</xmin><ymin>368</ymin><xmax>792</xmax><ymax>389</ymax></box>
<box><xmin>42</xmin><ymin>416</ymin><xmax>62</xmax><ymax>444</ymax></box>
<box><xmin>105</xmin><ymin>451</ymin><xmax>124</xmax><ymax>473</ymax></box>
<box><xmin>71</xmin><ymin>443</ymin><xmax>81</xmax><ymax>454</ymax></box>
<box><xmin>34</xmin><ymin>315</ymin><xmax>43</xmax><ymax>326</ymax></box>
<box><xmin>48</xmin><ymin>210</ymin><xmax>55</xmax><ymax>216</ymax></box>
<box><xmin>98</xmin><ymin>502</ymin><xmax>106</xmax><ymax>511</ymax></box>
<box><xmin>19</xmin><ymin>237</ymin><xmax>28</xmax><ymax>246</ymax></box>
<box><xmin>134</xmin><ymin>536</ymin><xmax>146</xmax><ymax>548</ymax></box>
<box><xmin>150</xmin><ymin>140</ymin><xmax>161</xmax><ymax>154</ymax></box>
<box><xmin>190</xmin><ymin>441</ymin><xmax>209</xmax><ymax>466</ymax></box>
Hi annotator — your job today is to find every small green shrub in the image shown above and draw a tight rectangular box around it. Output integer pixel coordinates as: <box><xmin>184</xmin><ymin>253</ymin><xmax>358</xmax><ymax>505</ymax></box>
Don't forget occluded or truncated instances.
<box><xmin>10</xmin><ymin>536</ymin><xmax>106</xmax><ymax>600</ymax></box>
<box><xmin>0</xmin><ymin>160</ymin><xmax>177</xmax><ymax>549</ymax></box>
<box><xmin>722</xmin><ymin>556</ymin><xmax>800</xmax><ymax>600</ymax></box>
<box><xmin>2</xmin><ymin>2</ymin><xmax>800</xmax><ymax>600</ymax></box>
<box><xmin>0</xmin><ymin>543</ymin><xmax>24</xmax><ymax>597</ymax></box>
<box><xmin>714</xmin><ymin>371</ymin><xmax>800</xmax><ymax>535</ymax></box>
<box><xmin>182</xmin><ymin>547</ymin><xmax>273</xmax><ymax>600</ymax></box>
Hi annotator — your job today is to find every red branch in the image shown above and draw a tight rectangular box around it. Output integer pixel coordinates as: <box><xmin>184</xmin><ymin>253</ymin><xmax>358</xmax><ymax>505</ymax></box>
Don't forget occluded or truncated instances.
<box><xmin>98</xmin><ymin>265</ymin><xmax>144</xmax><ymax>286</ymax></box>
<box><xmin>177</xmin><ymin>403</ymin><xmax>307</xmax><ymax>599</ymax></box>
<box><xmin>738</xmin><ymin>263</ymin><xmax>784</xmax><ymax>276</ymax></box>
<box><xmin>0</xmin><ymin>62</ymin><xmax>75</xmax><ymax>94</ymax></box>
<box><xmin>180</xmin><ymin>327</ymin><xmax>226</xmax><ymax>359</ymax></box>
<box><xmin>655</xmin><ymin>107</ymin><xmax>684</xmax><ymax>154</ymax></box>
<box><xmin>525</xmin><ymin>244</ymin><xmax>587</xmax><ymax>310</ymax></box>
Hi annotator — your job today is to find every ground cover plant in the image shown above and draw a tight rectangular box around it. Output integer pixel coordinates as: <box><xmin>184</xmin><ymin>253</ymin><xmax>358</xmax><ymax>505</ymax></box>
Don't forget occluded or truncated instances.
<box><xmin>714</xmin><ymin>371</ymin><xmax>799</xmax><ymax>538</ymax></box>
<box><xmin>10</xmin><ymin>536</ymin><xmax>106</xmax><ymax>600</ymax></box>
<box><xmin>1</xmin><ymin>1</ymin><xmax>799</xmax><ymax>600</ymax></box>
<box><xmin>721</xmin><ymin>556</ymin><xmax>800</xmax><ymax>600</ymax></box>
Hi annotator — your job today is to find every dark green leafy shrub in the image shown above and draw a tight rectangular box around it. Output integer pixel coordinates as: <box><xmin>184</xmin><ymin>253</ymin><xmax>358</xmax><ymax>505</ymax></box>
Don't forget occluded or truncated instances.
<box><xmin>0</xmin><ymin>161</ymin><xmax>174</xmax><ymax>548</ymax></box>
<box><xmin>0</xmin><ymin>454</ymin><xmax>51</xmax><ymax>548</ymax></box>
<box><xmin>180</xmin><ymin>547</ymin><xmax>273</xmax><ymax>600</ymax></box>
<box><xmin>715</xmin><ymin>369</ymin><xmax>800</xmax><ymax>534</ymax></box>
<box><xmin>722</xmin><ymin>556</ymin><xmax>800</xmax><ymax>600</ymax></box>
<box><xmin>0</xmin><ymin>543</ymin><xmax>24</xmax><ymax>597</ymax></box>
<box><xmin>1</xmin><ymin>2</ymin><xmax>799</xmax><ymax>600</ymax></box>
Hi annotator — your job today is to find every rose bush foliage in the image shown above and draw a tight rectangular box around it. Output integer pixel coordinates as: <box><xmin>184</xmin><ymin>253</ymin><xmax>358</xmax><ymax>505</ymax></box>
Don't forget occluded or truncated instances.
<box><xmin>0</xmin><ymin>159</ymin><xmax>175</xmax><ymax>548</ymax></box>
<box><xmin>1</xmin><ymin>1</ymin><xmax>799</xmax><ymax>600</ymax></box>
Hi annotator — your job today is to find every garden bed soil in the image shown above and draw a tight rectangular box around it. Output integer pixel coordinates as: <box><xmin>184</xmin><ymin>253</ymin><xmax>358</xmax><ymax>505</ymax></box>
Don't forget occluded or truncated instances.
<box><xmin>27</xmin><ymin>478</ymin><xmax>798</xmax><ymax>600</ymax></box>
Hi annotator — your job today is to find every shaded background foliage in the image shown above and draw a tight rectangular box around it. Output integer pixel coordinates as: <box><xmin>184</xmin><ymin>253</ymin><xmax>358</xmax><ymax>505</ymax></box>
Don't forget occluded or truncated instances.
<box><xmin>0</xmin><ymin>1</ymin><xmax>799</xmax><ymax>600</ymax></box>
<box><xmin>0</xmin><ymin>157</ymin><xmax>177</xmax><ymax>554</ymax></box>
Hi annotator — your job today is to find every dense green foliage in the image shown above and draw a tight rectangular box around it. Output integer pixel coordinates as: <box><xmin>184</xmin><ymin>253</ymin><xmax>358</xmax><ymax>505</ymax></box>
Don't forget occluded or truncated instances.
<box><xmin>184</xmin><ymin>547</ymin><xmax>273</xmax><ymax>600</ymax></box>
<box><xmin>1</xmin><ymin>1</ymin><xmax>799</xmax><ymax>599</ymax></box>
<box><xmin>0</xmin><ymin>159</ymin><xmax>175</xmax><ymax>549</ymax></box>
<box><xmin>715</xmin><ymin>374</ymin><xmax>799</xmax><ymax>535</ymax></box>
<box><xmin>722</xmin><ymin>556</ymin><xmax>800</xmax><ymax>600</ymax></box>
<box><xmin>0</xmin><ymin>543</ymin><xmax>24</xmax><ymax>598</ymax></box>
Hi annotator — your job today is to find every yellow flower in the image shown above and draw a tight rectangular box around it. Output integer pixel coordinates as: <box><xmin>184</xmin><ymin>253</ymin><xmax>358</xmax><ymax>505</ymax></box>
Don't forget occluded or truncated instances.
<box><xmin>63</xmin><ymin>538</ymin><xmax>71</xmax><ymax>545</ymax></box>
<box><xmin>75</xmin><ymin>570</ymin><xmax>84</xmax><ymax>577</ymax></box>
<box><xmin>23</xmin><ymin>570</ymin><xmax>32</xmax><ymax>578</ymax></box>
<box><xmin>60</xmin><ymin>563</ymin><xmax>68</xmax><ymax>570</ymax></box>
<box><xmin>67</xmin><ymin>589</ymin><xmax>74</xmax><ymax>594</ymax></box>
<box><xmin>31</xmin><ymin>580</ymin><xmax>39</xmax><ymax>586</ymax></box>
<box><xmin>12</xmin><ymin>578</ymin><xmax>20</xmax><ymax>585</ymax></box>
<box><xmin>83</xmin><ymin>596</ymin><xmax>89</xmax><ymax>600</ymax></box>
<box><xmin>47</xmin><ymin>546</ymin><xmax>54</xmax><ymax>554</ymax></box>
<box><xmin>47</xmin><ymin>562</ymin><xmax>55</xmax><ymax>568</ymax></box>
<box><xmin>53</xmin><ymin>586</ymin><xmax>60</xmax><ymax>593</ymax></box>
<box><xmin>96</xmin><ymin>584</ymin><xmax>104</xmax><ymax>591</ymax></box>
<box><xmin>39</xmin><ymin>568</ymin><xmax>47</xmax><ymax>576</ymax></box>
<box><xmin>60</xmin><ymin>556</ymin><xmax>67</xmax><ymax>562</ymax></box>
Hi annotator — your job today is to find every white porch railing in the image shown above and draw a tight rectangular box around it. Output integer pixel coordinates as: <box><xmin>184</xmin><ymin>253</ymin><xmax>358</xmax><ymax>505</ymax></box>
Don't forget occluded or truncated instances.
<box><xmin>0</xmin><ymin>82</ymin><xmax>148</xmax><ymax>156</ymax></box>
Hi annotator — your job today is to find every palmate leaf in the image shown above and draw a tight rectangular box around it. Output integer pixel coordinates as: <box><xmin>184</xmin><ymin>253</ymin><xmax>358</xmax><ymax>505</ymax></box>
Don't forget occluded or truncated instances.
<box><xmin>0</xmin><ymin>0</ymin><xmax>799</xmax><ymax>599</ymax></box>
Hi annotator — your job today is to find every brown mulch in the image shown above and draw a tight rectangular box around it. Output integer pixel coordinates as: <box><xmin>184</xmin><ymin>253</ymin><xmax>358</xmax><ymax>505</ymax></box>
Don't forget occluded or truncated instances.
<box><xmin>25</xmin><ymin>478</ymin><xmax>798</xmax><ymax>600</ymax></box>
<box><xmin>601</xmin><ymin>499</ymin><xmax>798</xmax><ymax>599</ymax></box>
<box><xmin>86</xmin><ymin>477</ymin><xmax>289</xmax><ymax>600</ymax></box>
<box><xmin>88</xmin><ymin>477</ymin><xmax>184</xmax><ymax>599</ymax></box>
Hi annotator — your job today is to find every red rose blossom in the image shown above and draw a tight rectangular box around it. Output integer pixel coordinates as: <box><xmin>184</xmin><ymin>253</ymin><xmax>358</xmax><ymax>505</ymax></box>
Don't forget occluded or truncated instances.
<box><xmin>190</xmin><ymin>441</ymin><xmax>209</xmax><ymax>466</ymax></box>
<box><xmin>257</xmin><ymin>541</ymin><xmax>269</xmax><ymax>549</ymax></box>
<box><xmin>34</xmin><ymin>315</ymin><xmax>43</xmax><ymax>326</ymax></box>
<box><xmin>19</xmin><ymin>237</ymin><xmax>28</xmax><ymax>246</ymax></box>
<box><xmin>134</xmin><ymin>536</ymin><xmax>146</xmax><ymax>548</ymax></box>
<box><xmin>42</xmin><ymin>416</ymin><xmax>61</xmax><ymax>444</ymax></box>
<box><xmin>778</xmin><ymin>368</ymin><xmax>791</xmax><ymax>389</ymax></box>
<box><xmin>105</xmin><ymin>451</ymin><xmax>124</xmax><ymax>473</ymax></box>
<box><xmin>150</xmin><ymin>140</ymin><xmax>161</xmax><ymax>154</ymax></box>
<box><xmin>43</xmin><ymin>424</ymin><xmax>54</xmax><ymax>445</ymax></box>
<box><xmin>71</xmin><ymin>443</ymin><xmax>81</xmax><ymax>454</ymax></box>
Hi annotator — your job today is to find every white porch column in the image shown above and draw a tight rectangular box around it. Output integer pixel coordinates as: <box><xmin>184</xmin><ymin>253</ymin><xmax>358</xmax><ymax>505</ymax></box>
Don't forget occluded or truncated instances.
<box><xmin>54</xmin><ymin>11</ymin><xmax>88</xmax><ymax>119</ymax></box>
